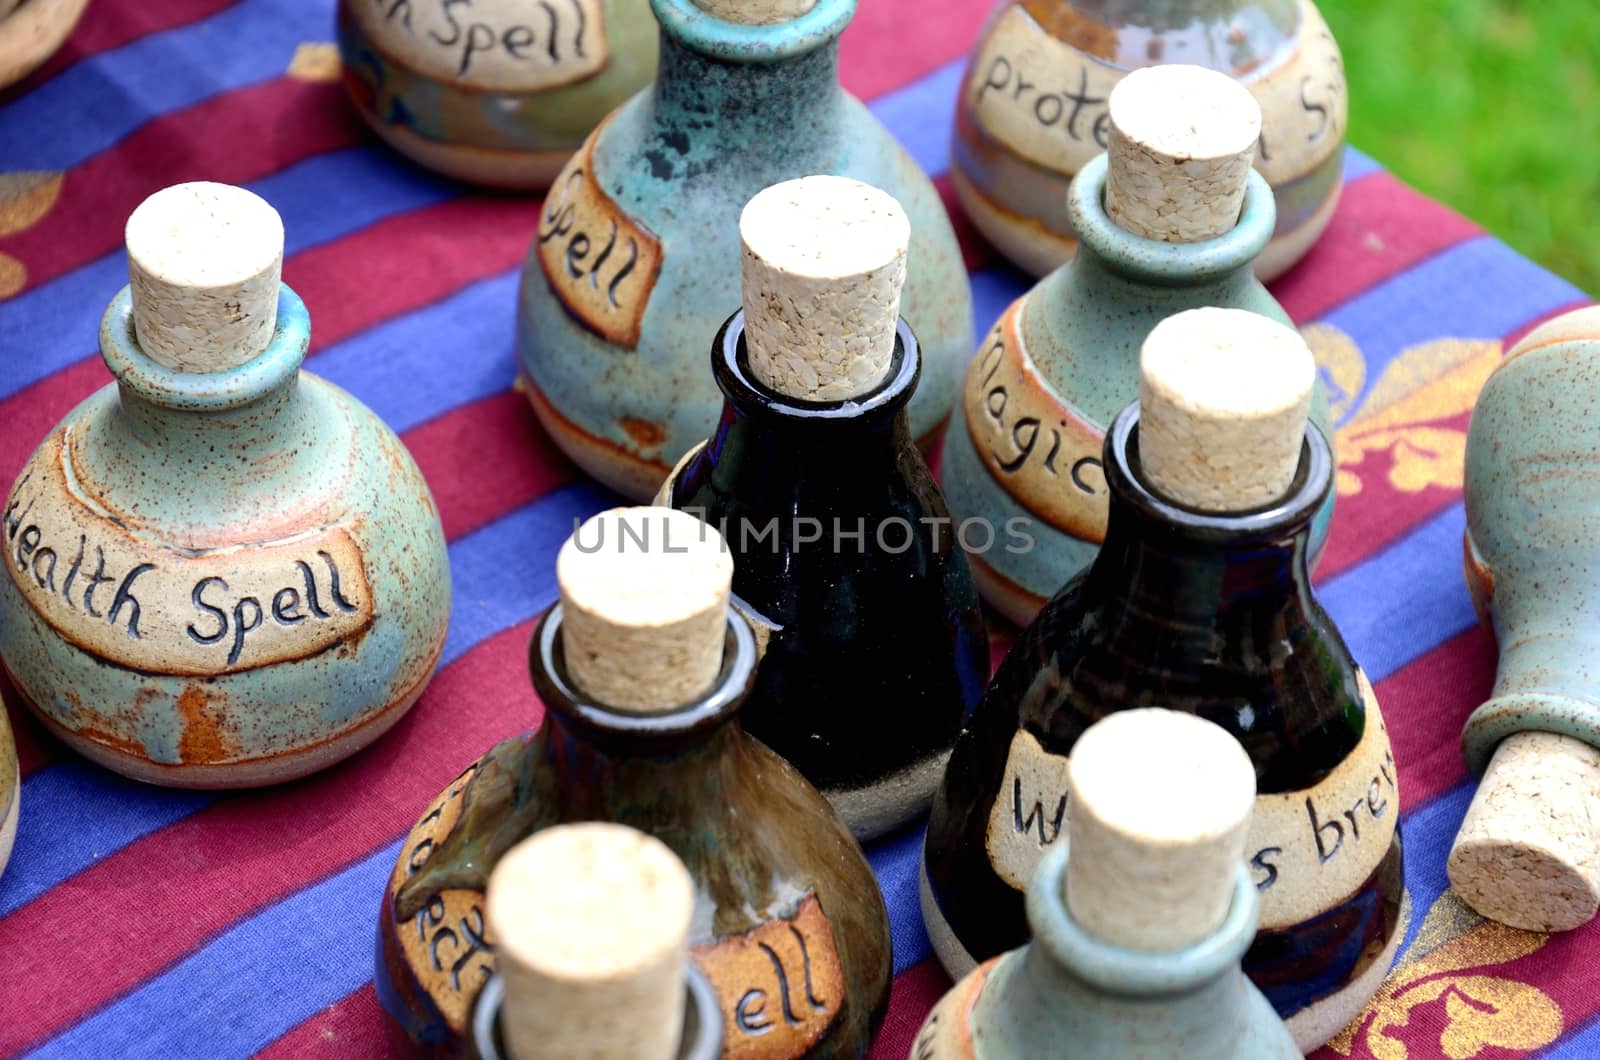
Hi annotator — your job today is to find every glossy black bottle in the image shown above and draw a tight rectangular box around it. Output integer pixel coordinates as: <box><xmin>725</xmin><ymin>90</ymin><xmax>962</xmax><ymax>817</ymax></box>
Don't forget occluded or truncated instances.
<box><xmin>920</xmin><ymin>403</ymin><xmax>1406</xmax><ymax>1050</ymax></box>
<box><xmin>665</xmin><ymin>310</ymin><xmax>989</xmax><ymax>841</ymax></box>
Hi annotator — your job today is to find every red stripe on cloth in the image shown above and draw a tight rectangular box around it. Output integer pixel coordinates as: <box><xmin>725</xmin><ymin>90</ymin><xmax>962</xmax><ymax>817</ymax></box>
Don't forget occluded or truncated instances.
<box><xmin>1273</xmin><ymin>173</ymin><xmax>1482</xmax><ymax>325</ymax></box>
<box><xmin>867</xmin><ymin>959</ymin><xmax>953</xmax><ymax>1058</ymax></box>
<box><xmin>0</xmin><ymin>0</ymin><xmax>238</xmax><ymax>99</ymax></box>
<box><xmin>256</xmin><ymin>984</ymin><xmax>401</xmax><ymax>1060</ymax></box>
<box><xmin>1374</xmin><ymin>626</ymin><xmax>1496</xmax><ymax>813</ymax></box>
<box><xmin>934</xmin><ymin>172</ymin><xmax>996</xmax><ymax>274</ymax></box>
<box><xmin>0</xmin><ymin>196</ymin><xmax>539</xmax><ymax>490</ymax></box>
<box><xmin>0</xmin><ymin>619</ymin><xmax>540</xmax><ymax>1056</ymax></box>
<box><xmin>0</xmin><ymin>77</ymin><xmax>361</xmax><ymax>299</ymax></box>
<box><xmin>838</xmin><ymin>3</ymin><xmax>990</xmax><ymax>102</ymax></box>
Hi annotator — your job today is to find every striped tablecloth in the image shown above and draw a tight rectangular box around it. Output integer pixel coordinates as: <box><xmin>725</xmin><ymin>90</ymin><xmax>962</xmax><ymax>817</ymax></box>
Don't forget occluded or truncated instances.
<box><xmin>0</xmin><ymin>1</ymin><xmax>1595</xmax><ymax>1056</ymax></box>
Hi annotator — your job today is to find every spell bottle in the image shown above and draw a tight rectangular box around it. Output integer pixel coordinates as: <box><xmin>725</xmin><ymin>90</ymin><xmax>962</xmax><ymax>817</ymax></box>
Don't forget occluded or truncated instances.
<box><xmin>941</xmin><ymin>64</ymin><xmax>1334</xmax><ymax>627</ymax></box>
<box><xmin>949</xmin><ymin>0</ymin><xmax>1345</xmax><ymax>281</ymax></box>
<box><xmin>913</xmin><ymin>709</ymin><xmax>1298</xmax><ymax>1060</ymax></box>
<box><xmin>656</xmin><ymin>176</ymin><xmax>988</xmax><ymax>841</ymax></box>
<box><xmin>376</xmin><ymin>506</ymin><xmax>892</xmax><ymax>1058</ymax></box>
<box><xmin>0</xmin><ymin>182</ymin><xmax>451</xmax><ymax>787</ymax></box>
<box><xmin>921</xmin><ymin>308</ymin><xmax>1405</xmax><ymax>1052</ymax></box>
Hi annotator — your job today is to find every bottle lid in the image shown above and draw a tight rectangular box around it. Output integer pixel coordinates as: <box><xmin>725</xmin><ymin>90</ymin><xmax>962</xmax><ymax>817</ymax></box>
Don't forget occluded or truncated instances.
<box><xmin>692</xmin><ymin>0</ymin><xmax>817</xmax><ymax>24</ymax></box>
<box><xmin>738</xmin><ymin>175</ymin><xmax>909</xmax><ymax>402</ymax></box>
<box><xmin>1065</xmin><ymin>708</ymin><xmax>1256</xmax><ymax>952</ymax></box>
<box><xmin>556</xmin><ymin>506</ymin><xmax>734</xmax><ymax>713</ymax></box>
<box><xmin>1104</xmin><ymin>65</ymin><xmax>1262</xmax><ymax>243</ymax></box>
<box><xmin>124</xmin><ymin>182</ymin><xmax>285</xmax><ymax>372</ymax></box>
<box><xmin>487</xmin><ymin>822</ymin><xmax>695</xmax><ymax>1060</ymax></box>
<box><xmin>1137</xmin><ymin>307</ymin><xmax>1315</xmax><ymax>512</ymax></box>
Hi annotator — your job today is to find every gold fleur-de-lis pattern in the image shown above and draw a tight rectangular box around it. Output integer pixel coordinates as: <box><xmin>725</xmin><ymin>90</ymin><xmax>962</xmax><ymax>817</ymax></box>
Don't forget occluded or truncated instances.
<box><xmin>0</xmin><ymin>170</ymin><xmax>64</xmax><ymax>300</ymax></box>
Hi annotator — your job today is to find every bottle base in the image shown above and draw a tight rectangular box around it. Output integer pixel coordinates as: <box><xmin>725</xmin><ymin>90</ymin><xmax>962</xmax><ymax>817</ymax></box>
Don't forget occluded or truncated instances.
<box><xmin>353</xmin><ymin>108</ymin><xmax>573</xmax><ymax>191</ymax></box>
<box><xmin>826</xmin><ymin>748</ymin><xmax>951</xmax><ymax>842</ymax></box>
<box><xmin>0</xmin><ymin>781</ymin><xmax>17</xmax><ymax>880</ymax></box>
<box><xmin>1283</xmin><ymin>887</ymin><xmax>1411</xmax><ymax>1052</ymax></box>
<box><xmin>919</xmin><ymin>852</ymin><xmax>980</xmax><ymax>982</ymax></box>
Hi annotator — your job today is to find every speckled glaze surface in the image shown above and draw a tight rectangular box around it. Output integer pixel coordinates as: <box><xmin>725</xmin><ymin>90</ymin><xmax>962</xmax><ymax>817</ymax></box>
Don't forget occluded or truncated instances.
<box><xmin>0</xmin><ymin>0</ymin><xmax>91</xmax><ymax>90</ymax></box>
<box><xmin>0</xmin><ymin>697</ymin><xmax>17</xmax><ymax>881</ymax></box>
<box><xmin>1461</xmin><ymin>307</ymin><xmax>1600</xmax><ymax>774</ymax></box>
<box><xmin>941</xmin><ymin>155</ymin><xmax>1332</xmax><ymax>626</ymax></box>
<box><xmin>337</xmin><ymin>0</ymin><xmax>659</xmax><ymax>188</ymax></box>
<box><xmin>0</xmin><ymin>285</ymin><xmax>451</xmax><ymax>788</ymax></box>
<box><xmin>663</xmin><ymin>313</ymin><xmax>988</xmax><ymax>841</ymax></box>
<box><xmin>912</xmin><ymin>847</ymin><xmax>1297</xmax><ymax>1059</ymax></box>
<box><xmin>515</xmin><ymin>0</ymin><xmax>974</xmax><ymax>502</ymax></box>
<box><xmin>950</xmin><ymin>0</ymin><xmax>1346</xmax><ymax>280</ymax></box>
<box><xmin>376</xmin><ymin>607</ymin><xmax>892</xmax><ymax>1058</ymax></box>
<box><xmin>923</xmin><ymin>408</ymin><xmax>1404</xmax><ymax>1050</ymax></box>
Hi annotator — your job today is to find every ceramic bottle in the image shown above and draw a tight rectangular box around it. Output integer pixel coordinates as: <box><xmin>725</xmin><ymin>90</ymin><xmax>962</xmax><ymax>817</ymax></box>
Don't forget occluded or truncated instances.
<box><xmin>472</xmin><ymin>823</ymin><xmax>723</xmax><ymax>1060</ymax></box>
<box><xmin>377</xmin><ymin>507</ymin><xmax>892</xmax><ymax>1057</ymax></box>
<box><xmin>950</xmin><ymin>0</ymin><xmax>1346</xmax><ymax>280</ymax></box>
<box><xmin>656</xmin><ymin>177</ymin><xmax>988</xmax><ymax>840</ymax></box>
<box><xmin>337</xmin><ymin>0</ymin><xmax>660</xmax><ymax>188</ymax></box>
<box><xmin>516</xmin><ymin>0</ymin><xmax>974</xmax><ymax>502</ymax></box>
<box><xmin>913</xmin><ymin>708</ymin><xmax>1298</xmax><ymax>1059</ymax></box>
<box><xmin>0</xmin><ymin>0</ymin><xmax>90</xmax><ymax>90</ymax></box>
<box><xmin>0</xmin><ymin>182</ymin><xmax>451</xmax><ymax>787</ymax></box>
<box><xmin>1448</xmin><ymin>307</ymin><xmax>1600</xmax><ymax>934</ymax></box>
<box><xmin>922</xmin><ymin>309</ymin><xmax>1405</xmax><ymax>1052</ymax></box>
<box><xmin>0</xmin><ymin>696</ymin><xmax>17</xmax><ymax>880</ymax></box>
<box><xmin>940</xmin><ymin>64</ymin><xmax>1332</xmax><ymax>626</ymax></box>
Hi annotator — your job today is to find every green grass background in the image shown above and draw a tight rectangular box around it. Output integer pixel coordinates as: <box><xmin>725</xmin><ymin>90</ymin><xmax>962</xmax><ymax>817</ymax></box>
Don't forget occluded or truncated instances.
<box><xmin>1319</xmin><ymin>0</ymin><xmax>1598</xmax><ymax>295</ymax></box>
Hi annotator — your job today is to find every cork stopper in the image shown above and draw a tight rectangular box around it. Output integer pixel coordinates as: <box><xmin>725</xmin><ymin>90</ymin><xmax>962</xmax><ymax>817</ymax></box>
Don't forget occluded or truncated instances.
<box><xmin>1104</xmin><ymin>65</ymin><xmax>1262</xmax><ymax>243</ymax></box>
<box><xmin>124</xmin><ymin>182</ymin><xmax>285</xmax><ymax>372</ymax></box>
<box><xmin>1065</xmin><ymin>709</ymin><xmax>1256</xmax><ymax>952</ymax></box>
<box><xmin>1448</xmin><ymin>731</ymin><xmax>1600</xmax><ymax>932</ymax></box>
<box><xmin>738</xmin><ymin>175</ymin><xmax>910</xmax><ymax>402</ymax></box>
<box><xmin>692</xmin><ymin>0</ymin><xmax>817</xmax><ymax>24</ymax></box>
<box><xmin>556</xmin><ymin>506</ymin><xmax>734</xmax><ymax>713</ymax></box>
<box><xmin>487</xmin><ymin>823</ymin><xmax>696</xmax><ymax>1060</ymax></box>
<box><xmin>1138</xmin><ymin>307</ymin><xmax>1315</xmax><ymax>512</ymax></box>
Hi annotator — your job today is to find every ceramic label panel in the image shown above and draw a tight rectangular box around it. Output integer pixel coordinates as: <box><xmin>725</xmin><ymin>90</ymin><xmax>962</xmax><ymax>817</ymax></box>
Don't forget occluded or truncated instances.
<box><xmin>692</xmin><ymin>893</ymin><xmax>844</xmax><ymax>1058</ymax></box>
<box><xmin>3</xmin><ymin>433</ymin><xmax>374</xmax><ymax>677</ymax></box>
<box><xmin>985</xmin><ymin>674</ymin><xmax>1399</xmax><ymax>930</ymax></box>
<box><xmin>966</xmin><ymin>2</ymin><xmax>1344</xmax><ymax>184</ymax></box>
<box><xmin>353</xmin><ymin>0</ymin><xmax>609</xmax><ymax>92</ymax></box>
<box><xmin>962</xmin><ymin>302</ymin><xmax>1108</xmax><ymax>542</ymax></box>
<box><xmin>388</xmin><ymin>759</ymin><xmax>494</xmax><ymax>1036</ymax></box>
<box><xmin>908</xmin><ymin>958</ymin><xmax>992</xmax><ymax>1060</ymax></box>
<box><xmin>537</xmin><ymin>124</ymin><xmax>662</xmax><ymax>349</ymax></box>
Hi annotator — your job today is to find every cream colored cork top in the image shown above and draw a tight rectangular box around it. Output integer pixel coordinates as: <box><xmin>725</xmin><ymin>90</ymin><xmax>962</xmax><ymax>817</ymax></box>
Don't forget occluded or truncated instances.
<box><xmin>1105</xmin><ymin>64</ymin><xmax>1262</xmax><ymax>243</ymax></box>
<box><xmin>125</xmin><ymin>182</ymin><xmax>285</xmax><ymax>373</ymax></box>
<box><xmin>487</xmin><ymin>823</ymin><xmax>695</xmax><ymax>1060</ymax></box>
<box><xmin>557</xmin><ymin>506</ymin><xmax>734</xmax><ymax>714</ymax></box>
<box><xmin>1138</xmin><ymin>307</ymin><xmax>1315</xmax><ymax>513</ymax></box>
<box><xmin>739</xmin><ymin>175</ymin><xmax>910</xmax><ymax>402</ymax></box>
<box><xmin>1065</xmin><ymin>709</ymin><xmax>1256</xmax><ymax>952</ymax></box>
<box><xmin>693</xmin><ymin>0</ymin><xmax>817</xmax><ymax>24</ymax></box>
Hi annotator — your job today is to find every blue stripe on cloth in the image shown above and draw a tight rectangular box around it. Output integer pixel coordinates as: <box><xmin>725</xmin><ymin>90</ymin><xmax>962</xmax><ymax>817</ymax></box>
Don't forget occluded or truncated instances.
<box><xmin>0</xmin><ymin>484</ymin><xmax>610</xmax><ymax>920</ymax></box>
<box><xmin>23</xmin><ymin>841</ymin><xmax>401</xmax><ymax>1060</ymax></box>
<box><xmin>1387</xmin><ymin>781</ymin><xmax>1472</xmax><ymax>961</ymax></box>
<box><xmin>869</xmin><ymin>59</ymin><xmax>965</xmax><ymax>178</ymax></box>
<box><xmin>866</xmin><ymin>820</ymin><xmax>931</xmax><ymax>975</ymax></box>
<box><xmin>2</xmin><ymin>0</ymin><xmax>337</xmax><ymax>172</ymax></box>
<box><xmin>1343</xmin><ymin>145</ymin><xmax>1381</xmax><ymax>182</ymax></box>
<box><xmin>0</xmin><ymin>148</ymin><xmax>455</xmax><ymax>401</ymax></box>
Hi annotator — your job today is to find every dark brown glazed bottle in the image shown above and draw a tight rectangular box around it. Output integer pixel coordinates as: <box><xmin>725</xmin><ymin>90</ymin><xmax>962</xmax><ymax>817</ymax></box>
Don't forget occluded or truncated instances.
<box><xmin>920</xmin><ymin>309</ymin><xmax>1406</xmax><ymax>1052</ymax></box>
<box><xmin>376</xmin><ymin>508</ymin><xmax>891</xmax><ymax>1059</ymax></box>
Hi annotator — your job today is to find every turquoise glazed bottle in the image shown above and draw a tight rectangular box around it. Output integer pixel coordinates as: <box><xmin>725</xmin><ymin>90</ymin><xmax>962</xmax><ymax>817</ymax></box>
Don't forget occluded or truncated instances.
<box><xmin>941</xmin><ymin>153</ymin><xmax>1332</xmax><ymax>627</ymax></box>
<box><xmin>337</xmin><ymin>0</ymin><xmax>660</xmax><ymax>188</ymax></box>
<box><xmin>0</xmin><ymin>183</ymin><xmax>450</xmax><ymax>787</ymax></box>
<box><xmin>923</xmin><ymin>392</ymin><xmax>1404</xmax><ymax>1051</ymax></box>
<box><xmin>1448</xmin><ymin>307</ymin><xmax>1600</xmax><ymax>933</ymax></box>
<box><xmin>515</xmin><ymin>0</ymin><xmax>974</xmax><ymax>501</ymax></box>
<box><xmin>949</xmin><ymin>0</ymin><xmax>1346</xmax><ymax>280</ymax></box>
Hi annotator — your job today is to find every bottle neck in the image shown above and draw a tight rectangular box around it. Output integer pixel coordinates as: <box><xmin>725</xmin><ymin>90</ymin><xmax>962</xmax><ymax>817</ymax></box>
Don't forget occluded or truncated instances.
<box><xmin>650</xmin><ymin>20</ymin><xmax>843</xmax><ymax>141</ymax></box>
<box><xmin>114</xmin><ymin>374</ymin><xmax>304</xmax><ymax>453</ymax></box>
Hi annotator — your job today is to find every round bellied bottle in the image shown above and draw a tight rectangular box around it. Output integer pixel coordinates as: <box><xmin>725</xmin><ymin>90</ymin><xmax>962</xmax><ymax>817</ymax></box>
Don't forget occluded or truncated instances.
<box><xmin>337</xmin><ymin>0</ymin><xmax>660</xmax><ymax>188</ymax></box>
<box><xmin>0</xmin><ymin>0</ymin><xmax>90</xmax><ymax>90</ymax></box>
<box><xmin>516</xmin><ymin>0</ymin><xmax>973</xmax><ymax>501</ymax></box>
<box><xmin>377</xmin><ymin>506</ymin><xmax>891</xmax><ymax>1057</ymax></box>
<box><xmin>656</xmin><ymin>176</ymin><xmax>988</xmax><ymax>840</ymax></box>
<box><xmin>913</xmin><ymin>709</ymin><xmax>1298</xmax><ymax>1059</ymax></box>
<box><xmin>472</xmin><ymin>823</ymin><xmax>721</xmax><ymax>1060</ymax></box>
<box><xmin>950</xmin><ymin>0</ymin><xmax>1346</xmax><ymax>280</ymax></box>
<box><xmin>1449</xmin><ymin>306</ymin><xmax>1600</xmax><ymax>933</ymax></box>
<box><xmin>923</xmin><ymin>307</ymin><xmax>1405</xmax><ymax>1052</ymax></box>
<box><xmin>0</xmin><ymin>183</ymin><xmax>451</xmax><ymax>787</ymax></box>
<box><xmin>940</xmin><ymin>64</ymin><xmax>1333</xmax><ymax>626</ymax></box>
